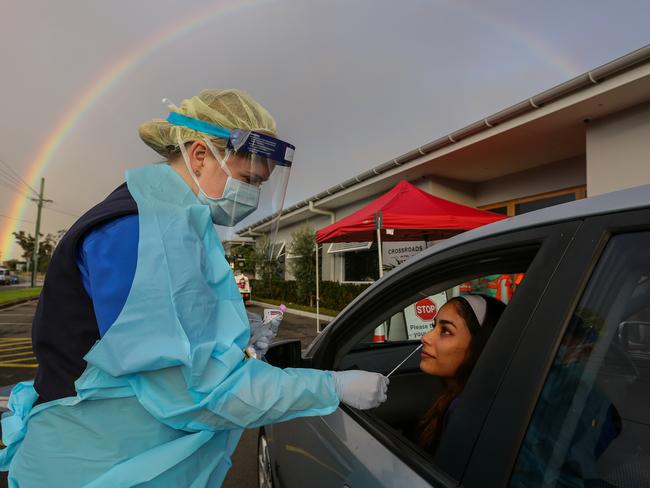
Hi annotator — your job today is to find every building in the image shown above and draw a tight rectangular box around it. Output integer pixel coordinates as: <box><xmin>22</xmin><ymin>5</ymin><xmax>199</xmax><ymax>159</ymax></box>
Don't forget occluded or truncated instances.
<box><xmin>239</xmin><ymin>45</ymin><xmax>650</xmax><ymax>284</ymax></box>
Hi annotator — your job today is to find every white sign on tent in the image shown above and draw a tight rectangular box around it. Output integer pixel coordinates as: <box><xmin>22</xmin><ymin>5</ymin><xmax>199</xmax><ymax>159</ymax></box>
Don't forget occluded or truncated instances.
<box><xmin>381</xmin><ymin>240</ymin><xmax>426</xmax><ymax>273</ymax></box>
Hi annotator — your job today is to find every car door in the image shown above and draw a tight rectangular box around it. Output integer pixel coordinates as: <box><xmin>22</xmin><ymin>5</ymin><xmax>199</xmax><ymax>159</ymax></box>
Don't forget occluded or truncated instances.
<box><xmin>268</xmin><ymin>220</ymin><xmax>580</xmax><ymax>488</ymax></box>
<box><xmin>464</xmin><ymin>206</ymin><xmax>650</xmax><ymax>487</ymax></box>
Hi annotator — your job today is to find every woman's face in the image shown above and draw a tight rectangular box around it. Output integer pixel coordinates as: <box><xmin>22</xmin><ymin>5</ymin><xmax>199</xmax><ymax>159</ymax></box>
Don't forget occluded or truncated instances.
<box><xmin>191</xmin><ymin>141</ymin><xmax>272</xmax><ymax>198</ymax></box>
<box><xmin>420</xmin><ymin>301</ymin><xmax>473</xmax><ymax>378</ymax></box>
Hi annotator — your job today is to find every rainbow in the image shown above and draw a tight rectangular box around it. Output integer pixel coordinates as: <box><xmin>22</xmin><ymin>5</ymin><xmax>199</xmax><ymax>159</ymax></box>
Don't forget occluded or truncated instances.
<box><xmin>1</xmin><ymin>0</ymin><xmax>579</xmax><ymax>259</ymax></box>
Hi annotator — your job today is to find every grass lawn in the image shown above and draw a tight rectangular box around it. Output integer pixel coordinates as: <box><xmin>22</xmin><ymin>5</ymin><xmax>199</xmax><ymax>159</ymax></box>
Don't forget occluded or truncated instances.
<box><xmin>0</xmin><ymin>287</ymin><xmax>42</xmax><ymax>304</ymax></box>
<box><xmin>253</xmin><ymin>297</ymin><xmax>340</xmax><ymax>317</ymax></box>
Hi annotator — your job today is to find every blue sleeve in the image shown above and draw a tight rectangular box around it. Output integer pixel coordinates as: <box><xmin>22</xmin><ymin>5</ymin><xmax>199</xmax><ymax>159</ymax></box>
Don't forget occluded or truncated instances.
<box><xmin>76</xmin><ymin>215</ymin><xmax>139</xmax><ymax>337</ymax></box>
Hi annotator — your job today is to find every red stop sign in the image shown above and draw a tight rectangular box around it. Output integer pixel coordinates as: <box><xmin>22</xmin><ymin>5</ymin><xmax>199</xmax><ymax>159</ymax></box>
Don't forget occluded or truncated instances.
<box><xmin>415</xmin><ymin>298</ymin><xmax>437</xmax><ymax>321</ymax></box>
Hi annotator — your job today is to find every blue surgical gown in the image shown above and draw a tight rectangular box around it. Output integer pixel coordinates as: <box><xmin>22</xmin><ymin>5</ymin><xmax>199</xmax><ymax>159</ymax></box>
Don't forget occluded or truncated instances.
<box><xmin>2</xmin><ymin>163</ymin><xmax>340</xmax><ymax>487</ymax></box>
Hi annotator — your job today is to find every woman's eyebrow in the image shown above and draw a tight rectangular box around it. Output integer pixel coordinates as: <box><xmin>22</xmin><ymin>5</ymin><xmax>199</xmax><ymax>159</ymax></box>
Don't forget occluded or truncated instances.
<box><xmin>437</xmin><ymin>318</ymin><xmax>457</xmax><ymax>329</ymax></box>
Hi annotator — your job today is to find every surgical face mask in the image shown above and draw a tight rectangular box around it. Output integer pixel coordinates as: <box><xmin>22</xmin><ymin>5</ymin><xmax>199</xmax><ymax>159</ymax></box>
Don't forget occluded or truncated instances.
<box><xmin>179</xmin><ymin>140</ymin><xmax>260</xmax><ymax>226</ymax></box>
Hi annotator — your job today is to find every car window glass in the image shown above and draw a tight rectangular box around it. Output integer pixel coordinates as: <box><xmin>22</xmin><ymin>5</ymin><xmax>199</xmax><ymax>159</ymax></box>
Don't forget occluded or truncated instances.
<box><xmin>511</xmin><ymin>231</ymin><xmax>650</xmax><ymax>487</ymax></box>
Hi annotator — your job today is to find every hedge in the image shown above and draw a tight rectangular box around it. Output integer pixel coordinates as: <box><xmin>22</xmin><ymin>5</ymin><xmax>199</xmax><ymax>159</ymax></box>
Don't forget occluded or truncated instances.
<box><xmin>250</xmin><ymin>280</ymin><xmax>371</xmax><ymax>313</ymax></box>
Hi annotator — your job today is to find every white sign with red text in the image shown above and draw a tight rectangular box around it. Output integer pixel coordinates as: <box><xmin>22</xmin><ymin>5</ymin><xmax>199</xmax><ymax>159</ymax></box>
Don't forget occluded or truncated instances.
<box><xmin>403</xmin><ymin>292</ymin><xmax>448</xmax><ymax>340</ymax></box>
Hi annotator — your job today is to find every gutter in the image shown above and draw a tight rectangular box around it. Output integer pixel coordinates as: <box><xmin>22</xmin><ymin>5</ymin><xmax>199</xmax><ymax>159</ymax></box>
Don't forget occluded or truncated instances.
<box><xmin>307</xmin><ymin>201</ymin><xmax>335</xmax><ymax>224</ymax></box>
<box><xmin>308</xmin><ymin>200</ymin><xmax>336</xmax><ymax>294</ymax></box>
<box><xmin>238</xmin><ymin>44</ymin><xmax>650</xmax><ymax>236</ymax></box>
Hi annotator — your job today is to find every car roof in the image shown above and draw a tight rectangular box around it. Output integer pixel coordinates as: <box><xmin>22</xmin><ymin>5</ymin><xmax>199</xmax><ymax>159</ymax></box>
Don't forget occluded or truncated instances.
<box><xmin>408</xmin><ymin>183</ymin><xmax>650</xmax><ymax>267</ymax></box>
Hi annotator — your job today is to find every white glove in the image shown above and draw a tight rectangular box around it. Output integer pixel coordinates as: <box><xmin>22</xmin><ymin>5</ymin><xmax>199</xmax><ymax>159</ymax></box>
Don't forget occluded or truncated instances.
<box><xmin>331</xmin><ymin>370</ymin><xmax>389</xmax><ymax>410</ymax></box>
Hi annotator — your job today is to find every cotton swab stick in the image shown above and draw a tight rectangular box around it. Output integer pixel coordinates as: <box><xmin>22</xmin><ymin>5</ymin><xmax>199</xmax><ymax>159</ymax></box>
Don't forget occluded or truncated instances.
<box><xmin>387</xmin><ymin>344</ymin><xmax>423</xmax><ymax>377</ymax></box>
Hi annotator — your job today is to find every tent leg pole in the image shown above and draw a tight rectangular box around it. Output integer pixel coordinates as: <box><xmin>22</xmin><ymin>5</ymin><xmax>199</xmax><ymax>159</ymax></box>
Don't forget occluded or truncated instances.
<box><xmin>377</xmin><ymin>227</ymin><xmax>384</xmax><ymax>279</ymax></box>
<box><xmin>373</xmin><ymin>226</ymin><xmax>386</xmax><ymax>342</ymax></box>
<box><xmin>316</xmin><ymin>242</ymin><xmax>320</xmax><ymax>333</ymax></box>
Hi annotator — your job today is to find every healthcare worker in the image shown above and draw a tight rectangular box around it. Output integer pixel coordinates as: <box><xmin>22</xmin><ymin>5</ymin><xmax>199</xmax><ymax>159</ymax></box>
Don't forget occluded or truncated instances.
<box><xmin>0</xmin><ymin>89</ymin><xmax>389</xmax><ymax>487</ymax></box>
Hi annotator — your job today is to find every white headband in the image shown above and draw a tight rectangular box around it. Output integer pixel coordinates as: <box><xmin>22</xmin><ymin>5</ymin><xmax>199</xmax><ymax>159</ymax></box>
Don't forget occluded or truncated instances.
<box><xmin>460</xmin><ymin>295</ymin><xmax>487</xmax><ymax>327</ymax></box>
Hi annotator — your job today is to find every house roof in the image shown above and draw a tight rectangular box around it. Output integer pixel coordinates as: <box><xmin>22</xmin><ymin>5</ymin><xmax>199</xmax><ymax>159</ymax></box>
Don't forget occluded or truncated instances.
<box><xmin>239</xmin><ymin>45</ymin><xmax>650</xmax><ymax>236</ymax></box>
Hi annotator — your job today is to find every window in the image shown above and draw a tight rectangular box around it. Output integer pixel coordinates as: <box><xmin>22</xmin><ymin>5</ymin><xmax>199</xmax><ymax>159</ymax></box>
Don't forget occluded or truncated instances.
<box><xmin>515</xmin><ymin>192</ymin><xmax>576</xmax><ymax>214</ymax></box>
<box><xmin>512</xmin><ymin>232</ymin><xmax>650</xmax><ymax>487</ymax></box>
<box><xmin>488</xmin><ymin>206</ymin><xmax>509</xmax><ymax>216</ymax></box>
<box><xmin>343</xmin><ymin>248</ymin><xmax>379</xmax><ymax>282</ymax></box>
<box><xmin>481</xmin><ymin>186</ymin><xmax>586</xmax><ymax>217</ymax></box>
<box><xmin>363</xmin><ymin>273</ymin><xmax>525</xmax><ymax>343</ymax></box>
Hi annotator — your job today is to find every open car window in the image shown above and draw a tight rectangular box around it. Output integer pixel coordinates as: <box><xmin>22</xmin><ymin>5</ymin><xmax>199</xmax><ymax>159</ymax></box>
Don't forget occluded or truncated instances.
<box><xmin>355</xmin><ymin>273</ymin><xmax>527</xmax><ymax>344</ymax></box>
<box><xmin>333</xmin><ymin>244</ymin><xmax>539</xmax><ymax>482</ymax></box>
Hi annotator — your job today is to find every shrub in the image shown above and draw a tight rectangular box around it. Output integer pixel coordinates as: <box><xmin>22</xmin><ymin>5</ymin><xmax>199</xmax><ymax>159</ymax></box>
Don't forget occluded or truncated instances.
<box><xmin>288</xmin><ymin>227</ymin><xmax>317</xmax><ymax>306</ymax></box>
<box><xmin>250</xmin><ymin>279</ymin><xmax>370</xmax><ymax>312</ymax></box>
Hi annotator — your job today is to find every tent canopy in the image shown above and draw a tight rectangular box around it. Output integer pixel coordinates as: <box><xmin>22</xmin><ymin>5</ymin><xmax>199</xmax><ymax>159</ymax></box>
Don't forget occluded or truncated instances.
<box><xmin>316</xmin><ymin>180</ymin><xmax>507</xmax><ymax>243</ymax></box>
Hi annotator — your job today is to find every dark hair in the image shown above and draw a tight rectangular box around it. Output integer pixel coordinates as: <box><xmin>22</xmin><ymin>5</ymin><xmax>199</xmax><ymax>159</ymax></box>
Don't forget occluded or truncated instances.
<box><xmin>417</xmin><ymin>294</ymin><xmax>506</xmax><ymax>450</ymax></box>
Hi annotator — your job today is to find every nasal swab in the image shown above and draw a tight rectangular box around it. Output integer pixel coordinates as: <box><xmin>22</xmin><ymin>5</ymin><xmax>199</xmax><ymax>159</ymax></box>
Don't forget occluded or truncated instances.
<box><xmin>387</xmin><ymin>344</ymin><xmax>423</xmax><ymax>377</ymax></box>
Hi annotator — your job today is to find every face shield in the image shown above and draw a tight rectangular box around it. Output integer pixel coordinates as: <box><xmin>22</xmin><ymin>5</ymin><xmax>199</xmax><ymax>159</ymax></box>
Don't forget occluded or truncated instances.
<box><xmin>167</xmin><ymin>112</ymin><xmax>293</xmax><ymax>256</ymax></box>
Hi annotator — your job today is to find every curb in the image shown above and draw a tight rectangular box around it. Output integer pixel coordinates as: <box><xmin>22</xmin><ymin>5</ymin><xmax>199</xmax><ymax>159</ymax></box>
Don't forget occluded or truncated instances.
<box><xmin>249</xmin><ymin>300</ymin><xmax>336</xmax><ymax>322</ymax></box>
<box><xmin>0</xmin><ymin>296</ymin><xmax>40</xmax><ymax>310</ymax></box>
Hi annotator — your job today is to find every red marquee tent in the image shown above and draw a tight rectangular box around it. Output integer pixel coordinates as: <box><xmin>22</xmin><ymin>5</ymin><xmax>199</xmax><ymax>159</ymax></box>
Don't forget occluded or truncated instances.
<box><xmin>316</xmin><ymin>180</ymin><xmax>507</xmax><ymax>244</ymax></box>
<box><xmin>312</xmin><ymin>180</ymin><xmax>506</xmax><ymax>332</ymax></box>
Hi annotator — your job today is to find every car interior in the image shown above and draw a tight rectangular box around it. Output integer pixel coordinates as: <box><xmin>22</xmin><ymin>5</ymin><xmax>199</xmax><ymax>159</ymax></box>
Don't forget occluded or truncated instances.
<box><xmin>337</xmin><ymin>270</ymin><xmax>528</xmax><ymax>448</ymax></box>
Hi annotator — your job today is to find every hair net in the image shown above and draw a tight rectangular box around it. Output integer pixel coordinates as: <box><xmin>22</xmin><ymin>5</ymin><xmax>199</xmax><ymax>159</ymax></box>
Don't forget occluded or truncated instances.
<box><xmin>139</xmin><ymin>89</ymin><xmax>277</xmax><ymax>158</ymax></box>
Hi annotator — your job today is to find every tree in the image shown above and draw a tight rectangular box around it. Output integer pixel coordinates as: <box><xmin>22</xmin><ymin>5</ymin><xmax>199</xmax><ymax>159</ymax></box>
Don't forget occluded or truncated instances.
<box><xmin>289</xmin><ymin>227</ymin><xmax>317</xmax><ymax>306</ymax></box>
<box><xmin>255</xmin><ymin>236</ymin><xmax>283</xmax><ymax>285</ymax></box>
<box><xmin>12</xmin><ymin>231</ymin><xmax>37</xmax><ymax>263</ymax></box>
<box><xmin>12</xmin><ymin>230</ymin><xmax>64</xmax><ymax>273</ymax></box>
<box><xmin>229</xmin><ymin>243</ymin><xmax>257</xmax><ymax>275</ymax></box>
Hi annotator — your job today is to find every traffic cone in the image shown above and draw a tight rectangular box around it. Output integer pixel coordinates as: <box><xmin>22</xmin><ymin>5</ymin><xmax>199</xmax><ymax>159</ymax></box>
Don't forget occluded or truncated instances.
<box><xmin>373</xmin><ymin>323</ymin><xmax>386</xmax><ymax>343</ymax></box>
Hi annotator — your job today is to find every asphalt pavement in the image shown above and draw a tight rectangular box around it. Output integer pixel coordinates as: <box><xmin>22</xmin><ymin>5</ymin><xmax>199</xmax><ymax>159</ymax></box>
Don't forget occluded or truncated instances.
<box><xmin>0</xmin><ymin>300</ymin><xmax>323</xmax><ymax>487</ymax></box>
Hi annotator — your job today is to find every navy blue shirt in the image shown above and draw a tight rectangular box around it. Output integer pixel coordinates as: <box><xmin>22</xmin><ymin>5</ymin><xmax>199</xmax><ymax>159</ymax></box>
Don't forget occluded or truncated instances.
<box><xmin>76</xmin><ymin>215</ymin><xmax>139</xmax><ymax>336</ymax></box>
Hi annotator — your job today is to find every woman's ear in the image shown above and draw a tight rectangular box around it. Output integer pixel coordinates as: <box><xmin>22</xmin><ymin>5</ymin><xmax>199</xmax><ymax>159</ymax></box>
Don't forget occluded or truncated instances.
<box><xmin>188</xmin><ymin>141</ymin><xmax>207</xmax><ymax>170</ymax></box>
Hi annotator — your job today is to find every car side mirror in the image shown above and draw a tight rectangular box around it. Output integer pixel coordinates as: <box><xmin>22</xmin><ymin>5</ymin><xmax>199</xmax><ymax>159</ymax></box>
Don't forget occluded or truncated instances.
<box><xmin>618</xmin><ymin>321</ymin><xmax>650</xmax><ymax>348</ymax></box>
<box><xmin>265</xmin><ymin>339</ymin><xmax>302</xmax><ymax>368</ymax></box>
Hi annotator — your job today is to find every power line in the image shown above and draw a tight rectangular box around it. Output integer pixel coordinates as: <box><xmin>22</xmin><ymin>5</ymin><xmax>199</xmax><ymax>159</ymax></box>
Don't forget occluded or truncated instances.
<box><xmin>43</xmin><ymin>204</ymin><xmax>80</xmax><ymax>219</ymax></box>
<box><xmin>0</xmin><ymin>165</ymin><xmax>32</xmax><ymax>191</ymax></box>
<box><xmin>0</xmin><ymin>168</ymin><xmax>28</xmax><ymax>191</ymax></box>
<box><xmin>0</xmin><ymin>165</ymin><xmax>37</xmax><ymax>198</ymax></box>
<box><xmin>0</xmin><ymin>213</ymin><xmax>33</xmax><ymax>224</ymax></box>
<box><xmin>0</xmin><ymin>179</ymin><xmax>32</xmax><ymax>199</ymax></box>
<box><xmin>0</xmin><ymin>158</ymin><xmax>38</xmax><ymax>196</ymax></box>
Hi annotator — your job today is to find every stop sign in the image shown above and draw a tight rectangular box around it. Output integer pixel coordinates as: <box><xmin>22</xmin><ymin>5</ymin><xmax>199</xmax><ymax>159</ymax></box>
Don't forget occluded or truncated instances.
<box><xmin>415</xmin><ymin>298</ymin><xmax>437</xmax><ymax>321</ymax></box>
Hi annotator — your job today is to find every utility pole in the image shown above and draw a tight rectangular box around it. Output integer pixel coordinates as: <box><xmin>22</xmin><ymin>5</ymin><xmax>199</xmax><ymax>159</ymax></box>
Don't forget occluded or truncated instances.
<box><xmin>30</xmin><ymin>178</ymin><xmax>53</xmax><ymax>288</ymax></box>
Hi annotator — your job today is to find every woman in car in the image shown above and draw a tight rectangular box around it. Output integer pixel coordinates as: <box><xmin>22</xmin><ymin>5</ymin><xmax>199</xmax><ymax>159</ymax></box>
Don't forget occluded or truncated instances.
<box><xmin>418</xmin><ymin>294</ymin><xmax>506</xmax><ymax>451</ymax></box>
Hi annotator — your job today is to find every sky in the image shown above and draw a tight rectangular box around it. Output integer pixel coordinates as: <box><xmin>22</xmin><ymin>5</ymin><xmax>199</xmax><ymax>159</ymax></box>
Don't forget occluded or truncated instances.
<box><xmin>0</xmin><ymin>0</ymin><xmax>649</xmax><ymax>260</ymax></box>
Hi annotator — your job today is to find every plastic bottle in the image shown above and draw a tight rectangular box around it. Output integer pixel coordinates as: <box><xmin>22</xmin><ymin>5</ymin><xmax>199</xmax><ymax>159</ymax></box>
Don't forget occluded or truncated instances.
<box><xmin>245</xmin><ymin>304</ymin><xmax>287</xmax><ymax>359</ymax></box>
<box><xmin>263</xmin><ymin>304</ymin><xmax>287</xmax><ymax>334</ymax></box>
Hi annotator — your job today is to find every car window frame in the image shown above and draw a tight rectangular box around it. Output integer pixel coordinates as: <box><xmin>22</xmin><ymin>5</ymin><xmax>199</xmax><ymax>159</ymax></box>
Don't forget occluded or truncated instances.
<box><xmin>463</xmin><ymin>207</ymin><xmax>650</xmax><ymax>487</ymax></box>
<box><xmin>310</xmin><ymin>221</ymin><xmax>581</xmax><ymax>485</ymax></box>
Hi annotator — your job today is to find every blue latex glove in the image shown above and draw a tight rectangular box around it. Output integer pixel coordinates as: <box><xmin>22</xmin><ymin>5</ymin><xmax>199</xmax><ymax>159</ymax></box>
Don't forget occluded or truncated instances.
<box><xmin>331</xmin><ymin>370</ymin><xmax>389</xmax><ymax>410</ymax></box>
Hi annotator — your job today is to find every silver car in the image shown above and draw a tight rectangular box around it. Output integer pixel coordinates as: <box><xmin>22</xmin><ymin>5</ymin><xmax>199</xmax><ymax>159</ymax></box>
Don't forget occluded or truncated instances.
<box><xmin>261</xmin><ymin>184</ymin><xmax>650</xmax><ymax>487</ymax></box>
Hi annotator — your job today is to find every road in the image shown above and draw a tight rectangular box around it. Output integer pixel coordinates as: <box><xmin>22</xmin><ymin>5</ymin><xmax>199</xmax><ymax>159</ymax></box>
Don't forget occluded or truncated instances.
<box><xmin>0</xmin><ymin>300</ymin><xmax>324</xmax><ymax>487</ymax></box>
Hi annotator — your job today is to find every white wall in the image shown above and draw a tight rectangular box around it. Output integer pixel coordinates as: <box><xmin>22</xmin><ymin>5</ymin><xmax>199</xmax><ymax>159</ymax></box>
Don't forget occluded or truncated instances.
<box><xmin>586</xmin><ymin>102</ymin><xmax>650</xmax><ymax>196</ymax></box>
<box><xmin>475</xmin><ymin>156</ymin><xmax>586</xmax><ymax>206</ymax></box>
<box><xmin>424</xmin><ymin>176</ymin><xmax>476</xmax><ymax>206</ymax></box>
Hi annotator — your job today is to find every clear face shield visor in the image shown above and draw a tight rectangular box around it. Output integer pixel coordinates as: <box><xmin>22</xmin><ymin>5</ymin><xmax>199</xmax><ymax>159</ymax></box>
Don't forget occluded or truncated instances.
<box><xmin>168</xmin><ymin>112</ymin><xmax>293</xmax><ymax>260</ymax></box>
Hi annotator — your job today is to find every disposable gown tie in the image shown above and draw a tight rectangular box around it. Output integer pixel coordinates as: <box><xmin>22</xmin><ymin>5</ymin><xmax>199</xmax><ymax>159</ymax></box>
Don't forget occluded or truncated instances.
<box><xmin>0</xmin><ymin>163</ymin><xmax>339</xmax><ymax>487</ymax></box>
